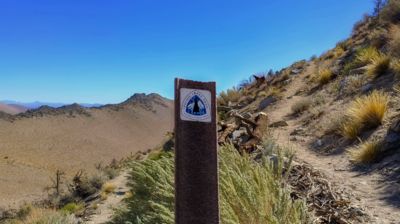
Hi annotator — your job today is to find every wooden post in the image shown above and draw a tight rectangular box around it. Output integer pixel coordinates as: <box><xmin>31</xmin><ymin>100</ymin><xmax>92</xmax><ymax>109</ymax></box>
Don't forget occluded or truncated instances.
<box><xmin>174</xmin><ymin>78</ymin><xmax>219</xmax><ymax>224</ymax></box>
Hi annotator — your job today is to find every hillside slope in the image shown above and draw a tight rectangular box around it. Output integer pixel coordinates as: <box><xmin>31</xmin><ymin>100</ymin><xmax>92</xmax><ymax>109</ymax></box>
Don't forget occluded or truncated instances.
<box><xmin>0</xmin><ymin>93</ymin><xmax>173</xmax><ymax>209</ymax></box>
<box><xmin>217</xmin><ymin>2</ymin><xmax>400</xmax><ymax>222</ymax></box>
<box><xmin>0</xmin><ymin>104</ymin><xmax>27</xmax><ymax>115</ymax></box>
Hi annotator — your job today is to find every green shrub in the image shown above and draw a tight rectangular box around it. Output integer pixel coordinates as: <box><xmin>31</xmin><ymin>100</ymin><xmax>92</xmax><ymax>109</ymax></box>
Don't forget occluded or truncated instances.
<box><xmin>111</xmin><ymin>153</ymin><xmax>174</xmax><ymax>224</ymax></box>
<box><xmin>110</xmin><ymin>145</ymin><xmax>309</xmax><ymax>224</ymax></box>
<box><xmin>61</xmin><ymin>202</ymin><xmax>84</xmax><ymax>214</ymax></box>
<box><xmin>4</xmin><ymin>208</ymin><xmax>77</xmax><ymax>224</ymax></box>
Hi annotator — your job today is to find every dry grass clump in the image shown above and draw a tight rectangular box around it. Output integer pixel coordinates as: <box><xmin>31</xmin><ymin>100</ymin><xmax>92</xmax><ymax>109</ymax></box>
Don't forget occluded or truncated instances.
<box><xmin>291</xmin><ymin>98</ymin><xmax>312</xmax><ymax>115</ymax></box>
<box><xmin>333</xmin><ymin>46</ymin><xmax>345</xmax><ymax>58</ymax></box>
<box><xmin>218</xmin><ymin>88</ymin><xmax>242</xmax><ymax>106</ymax></box>
<box><xmin>316</xmin><ymin>69</ymin><xmax>334</xmax><ymax>85</ymax></box>
<box><xmin>355</xmin><ymin>46</ymin><xmax>380</xmax><ymax>67</ymax></box>
<box><xmin>324</xmin><ymin>113</ymin><xmax>346</xmax><ymax>135</ymax></box>
<box><xmin>367</xmin><ymin>54</ymin><xmax>391</xmax><ymax>78</ymax></box>
<box><xmin>341</xmin><ymin>91</ymin><xmax>389</xmax><ymax>139</ymax></box>
<box><xmin>343</xmin><ymin>75</ymin><xmax>367</xmax><ymax>95</ymax></box>
<box><xmin>102</xmin><ymin>182</ymin><xmax>116</xmax><ymax>194</ymax></box>
<box><xmin>348</xmin><ymin>139</ymin><xmax>382</xmax><ymax>164</ymax></box>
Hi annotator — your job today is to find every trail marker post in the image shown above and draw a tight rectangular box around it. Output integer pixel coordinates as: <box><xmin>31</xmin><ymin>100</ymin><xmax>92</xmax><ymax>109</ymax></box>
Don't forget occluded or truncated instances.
<box><xmin>174</xmin><ymin>78</ymin><xmax>219</xmax><ymax>224</ymax></box>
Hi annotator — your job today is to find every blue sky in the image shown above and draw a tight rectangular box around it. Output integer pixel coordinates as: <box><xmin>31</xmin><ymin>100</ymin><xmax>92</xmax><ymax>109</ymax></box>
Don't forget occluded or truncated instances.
<box><xmin>0</xmin><ymin>0</ymin><xmax>373</xmax><ymax>104</ymax></box>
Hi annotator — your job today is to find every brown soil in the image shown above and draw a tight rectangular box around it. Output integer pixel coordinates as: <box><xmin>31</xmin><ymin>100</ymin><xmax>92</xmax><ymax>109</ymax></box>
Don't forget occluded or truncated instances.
<box><xmin>0</xmin><ymin>94</ymin><xmax>173</xmax><ymax>210</ymax></box>
<box><xmin>86</xmin><ymin>171</ymin><xmax>130</xmax><ymax>224</ymax></box>
<box><xmin>261</xmin><ymin>65</ymin><xmax>400</xmax><ymax>223</ymax></box>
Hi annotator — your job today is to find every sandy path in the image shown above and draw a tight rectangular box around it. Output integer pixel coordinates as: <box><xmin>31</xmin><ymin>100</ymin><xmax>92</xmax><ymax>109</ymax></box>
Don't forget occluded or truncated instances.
<box><xmin>265</xmin><ymin>70</ymin><xmax>400</xmax><ymax>223</ymax></box>
<box><xmin>86</xmin><ymin>171</ymin><xmax>129</xmax><ymax>224</ymax></box>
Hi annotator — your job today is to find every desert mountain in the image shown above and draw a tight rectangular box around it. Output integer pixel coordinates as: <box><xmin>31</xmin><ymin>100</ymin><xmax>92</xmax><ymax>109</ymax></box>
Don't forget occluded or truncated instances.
<box><xmin>0</xmin><ymin>103</ymin><xmax>27</xmax><ymax>115</ymax></box>
<box><xmin>0</xmin><ymin>100</ymin><xmax>102</xmax><ymax>110</ymax></box>
<box><xmin>0</xmin><ymin>93</ymin><xmax>173</xmax><ymax>209</ymax></box>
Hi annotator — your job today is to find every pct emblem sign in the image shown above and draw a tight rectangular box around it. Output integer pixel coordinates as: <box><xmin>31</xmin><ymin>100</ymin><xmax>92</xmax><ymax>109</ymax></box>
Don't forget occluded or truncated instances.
<box><xmin>180</xmin><ymin>88</ymin><xmax>212</xmax><ymax>122</ymax></box>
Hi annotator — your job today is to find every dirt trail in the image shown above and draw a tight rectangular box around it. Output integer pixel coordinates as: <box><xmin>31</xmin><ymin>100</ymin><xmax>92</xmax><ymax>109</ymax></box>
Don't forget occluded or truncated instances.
<box><xmin>266</xmin><ymin>70</ymin><xmax>400</xmax><ymax>223</ymax></box>
<box><xmin>86</xmin><ymin>171</ymin><xmax>129</xmax><ymax>224</ymax></box>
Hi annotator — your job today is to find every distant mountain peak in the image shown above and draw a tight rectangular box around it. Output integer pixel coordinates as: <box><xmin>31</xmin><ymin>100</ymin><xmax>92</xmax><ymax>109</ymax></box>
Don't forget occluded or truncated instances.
<box><xmin>124</xmin><ymin>93</ymin><xmax>164</xmax><ymax>103</ymax></box>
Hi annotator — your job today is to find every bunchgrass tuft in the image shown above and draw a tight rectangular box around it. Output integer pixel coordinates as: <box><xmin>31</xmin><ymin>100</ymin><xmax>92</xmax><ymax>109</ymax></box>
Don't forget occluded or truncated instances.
<box><xmin>348</xmin><ymin>139</ymin><xmax>382</xmax><ymax>164</ymax></box>
<box><xmin>102</xmin><ymin>182</ymin><xmax>116</xmax><ymax>194</ymax></box>
<box><xmin>355</xmin><ymin>46</ymin><xmax>380</xmax><ymax>67</ymax></box>
<box><xmin>341</xmin><ymin>90</ymin><xmax>389</xmax><ymax>139</ymax></box>
<box><xmin>110</xmin><ymin>144</ymin><xmax>309</xmax><ymax>224</ymax></box>
<box><xmin>367</xmin><ymin>54</ymin><xmax>391</xmax><ymax>78</ymax></box>
<box><xmin>316</xmin><ymin>69</ymin><xmax>334</xmax><ymax>85</ymax></box>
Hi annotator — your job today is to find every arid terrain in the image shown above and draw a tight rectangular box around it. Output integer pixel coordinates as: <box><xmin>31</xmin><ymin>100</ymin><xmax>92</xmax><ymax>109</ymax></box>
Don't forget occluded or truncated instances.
<box><xmin>0</xmin><ymin>104</ymin><xmax>27</xmax><ymax>115</ymax></box>
<box><xmin>0</xmin><ymin>93</ymin><xmax>173</xmax><ymax>210</ymax></box>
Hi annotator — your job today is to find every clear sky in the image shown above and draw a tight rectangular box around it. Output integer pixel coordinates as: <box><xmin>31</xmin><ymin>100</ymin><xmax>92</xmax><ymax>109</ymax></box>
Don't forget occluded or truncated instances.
<box><xmin>0</xmin><ymin>0</ymin><xmax>374</xmax><ymax>104</ymax></box>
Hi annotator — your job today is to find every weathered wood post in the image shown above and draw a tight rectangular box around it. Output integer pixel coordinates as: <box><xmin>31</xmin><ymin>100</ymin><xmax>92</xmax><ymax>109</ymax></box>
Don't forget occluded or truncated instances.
<box><xmin>174</xmin><ymin>78</ymin><xmax>219</xmax><ymax>224</ymax></box>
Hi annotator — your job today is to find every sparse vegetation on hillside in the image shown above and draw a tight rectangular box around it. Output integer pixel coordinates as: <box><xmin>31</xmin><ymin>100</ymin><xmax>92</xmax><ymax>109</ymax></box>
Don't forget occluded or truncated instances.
<box><xmin>341</xmin><ymin>91</ymin><xmax>389</xmax><ymax>139</ymax></box>
<box><xmin>348</xmin><ymin>139</ymin><xmax>382</xmax><ymax>164</ymax></box>
<box><xmin>110</xmin><ymin>145</ymin><xmax>309</xmax><ymax>224</ymax></box>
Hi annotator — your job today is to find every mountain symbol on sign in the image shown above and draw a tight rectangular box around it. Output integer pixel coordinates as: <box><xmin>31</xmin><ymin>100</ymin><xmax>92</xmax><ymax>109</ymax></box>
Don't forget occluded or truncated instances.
<box><xmin>185</xmin><ymin>95</ymin><xmax>207</xmax><ymax>116</ymax></box>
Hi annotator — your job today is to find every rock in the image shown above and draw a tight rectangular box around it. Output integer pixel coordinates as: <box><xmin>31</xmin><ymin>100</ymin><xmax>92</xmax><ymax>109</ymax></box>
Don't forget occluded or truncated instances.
<box><xmin>291</xmin><ymin>68</ymin><xmax>302</xmax><ymax>75</ymax></box>
<box><xmin>267</xmin><ymin>154</ymin><xmax>279</xmax><ymax>169</ymax></box>
<box><xmin>258</xmin><ymin>96</ymin><xmax>277</xmax><ymax>111</ymax></box>
<box><xmin>382</xmin><ymin>117</ymin><xmax>400</xmax><ymax>152</ymax></box>
<box><xmin>349</xmin><ymin>66</ymin><xmax>368</xmax><ymax>76</ymax></box>
<box><xmin>217</xmin><ymin>106</ymin><xmax>232</xmax><ymax>112</ymax></box>
<box><xmin>242</xmin><ymin>112</ymin><xmax>252</xmax><ymax>119</ymax></box>
<box><xmin>316</xmin><ymin>139</ymin><xmax>323</xmax><ymax>147</ymax></box>
<box><xmin>269</xmin><ymin>120</ymin><xmax>289</xmax><ymax>128</ymax></box>
<box><xmin>232</xmin><ymin>129</ymin><xmax>247</xmax><ymax>140</ymax></box>
<box><xmin>390</xmin><ymin>118</ymin><xmax>400</xmax><ymax>132</ymax></box>
<box><xmin>290</xmin><ymin>128</ymin><xmax>306</xmax><ymax>136</ymax></box>
<box><xmin>290</xmin><ymin>137</ymin><xmax>297</xmax><ymax>141</ymax></box>
<box><xmin>361</xmin><ymin>83</ymin><xmax>373</xmax><ymax>93</ymax></box>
